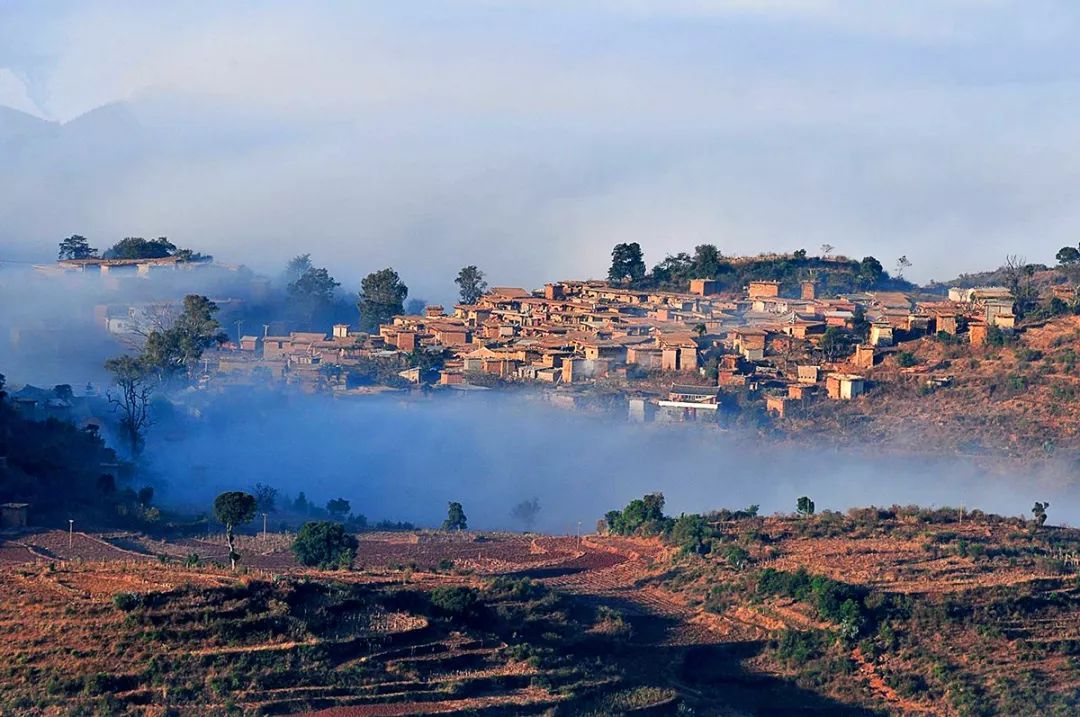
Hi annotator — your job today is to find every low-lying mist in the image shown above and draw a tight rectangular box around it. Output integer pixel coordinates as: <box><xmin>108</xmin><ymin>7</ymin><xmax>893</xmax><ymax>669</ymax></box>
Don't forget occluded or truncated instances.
<box><xmin>147</xmin><ymin>390</ymin><xmax>1080</xmax><ymax>531</ymax></box>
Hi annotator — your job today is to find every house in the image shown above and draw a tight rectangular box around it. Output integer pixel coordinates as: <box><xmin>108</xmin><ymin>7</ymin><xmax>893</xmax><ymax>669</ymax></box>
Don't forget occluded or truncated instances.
<box><xmin>628</xmin><ymin>397</ymin><xmax>655</xmax><ymax>423</ymax></box>
<box><xmin>765</xmin><ymin>394</ymin><xmax>789</xmax><ymax>418</ymax></box>
<box><xmin>826</xmin><ymin>373</ymin><xmax>865</xmax><ymax>400</ymax></box>
<box><xmin>332</xmin><ymin>324</ymin><xmax>351</xmax><ymax>339</ymax></box>
<box><xmin>239</xmin><ymin>335</ymin><xmax>260</xmax><ymax>352</ymax></box>
<box><xmin>824</xmin><ymin>310</ymin><xmax>855</xmax><ymax>329</ymax></box>
<box><xmin>0</xmin><ymin>503</ymin><xmax>28</xmax><ymax>529</ymax></box>
<box><xmin>657</xmin><ymin>384</ymin><xmax>720</xmax><ymax>421</ymax></box>
<box><xmin>689</xmin><ymin>279</ymin><xmax>721</xmax><ymax>296</ymax></box>
<box><xmin>801</xmin><ymin>280</ymin><xmax>816</xmax><ymax>301</ymax></box>
<box><xmin>788</xmin><ymin>383</ymin><xmax>815</xmax><ymax>400</ymax></box>
<box><xmin>424</xmin><ymin>305</ymin><xmax>446</xmax><ymax>318</ymax></box>
<box><xmin>797</xmin><ymin>365</ymin><xmax>820</xmax><ymax>384</ymax></box>
<box><xmin>732</xmin><ymin>328</ymin><xmax>767</xmax><ymax>361</ymax></box>
<box><xmin>748</xmin><ymin>280</ymin><xmax>781</xmax><ymax>299</ymax></box>
<box><xmin>853</xmin><ymin>344</ymin><xmax>875</xmax><ymax>369</ymax></box>
<box><xmin>869</xmin><ymin>323</ymin><xmax>893</xmax><ymax>347</ymax></box>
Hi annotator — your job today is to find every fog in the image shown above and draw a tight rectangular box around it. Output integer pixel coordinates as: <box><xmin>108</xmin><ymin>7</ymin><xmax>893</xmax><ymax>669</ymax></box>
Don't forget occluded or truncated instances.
<box><xmin>146</xmin><ymin>389</ymin><xmax>1080</xmax><ymax>531</ymax></box>
<box><xmin>0</xmin><ymin>264</ymin><xmax>273</xmax><ymax>386</ymax></box>
<box><xmin>5</xmin><ymin>2</ymin><xmax>1080</xmax><ymax>290</ymax></box>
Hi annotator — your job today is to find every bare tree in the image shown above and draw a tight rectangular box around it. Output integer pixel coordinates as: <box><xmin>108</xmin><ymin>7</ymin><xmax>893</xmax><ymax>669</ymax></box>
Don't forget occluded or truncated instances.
<box><xmin>105</xmin><ymin>356</ymin><xmax>154</xmax><ymax>456</ymax></box>
<box><xmin>895</xmin><ymin>255</ymin><xmax>912</xmax><ymax>280</ymax></box>
<box><xmin>820</xmin><ymin>243</ymin><xmax>835</xmax><ymax>259</ymax></box>
<box><xmin>1002</xmin><ymin>255</ymin><xmax>1038</xmax><ymax>316</ymax></box>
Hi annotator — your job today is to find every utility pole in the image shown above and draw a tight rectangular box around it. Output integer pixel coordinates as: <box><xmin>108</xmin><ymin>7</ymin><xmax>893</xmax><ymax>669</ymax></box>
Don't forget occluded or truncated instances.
<box><xmin>235</xmin><ymin>319</ymin><xmax>244</xmax><ymax>345</ymax></box>
<box><xmin>68</xmin><ymin>519</ymin><xmax>74</xmax><ymax>549</ymax></box>
<box><xmin>262</xmin><ymin>512</ymin><xmax>268</xmax><ymax>539</ymax></box>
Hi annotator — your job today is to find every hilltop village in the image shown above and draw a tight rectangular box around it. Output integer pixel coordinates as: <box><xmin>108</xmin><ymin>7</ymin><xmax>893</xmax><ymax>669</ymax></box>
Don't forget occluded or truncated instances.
<box><xmin>199</xmin><ymin>269</ymin><xmax>1028</xmax><ymax>424</ymax></box>
<box><xmin>9</xmin><ymin>240</ymin><xmax>1080</xmax><ymax>460</ymax></box>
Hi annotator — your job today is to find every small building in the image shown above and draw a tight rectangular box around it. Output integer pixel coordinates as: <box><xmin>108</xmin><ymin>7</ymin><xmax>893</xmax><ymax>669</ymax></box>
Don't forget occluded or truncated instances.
<box><xmin>748</xmin><ymin>280</ymin><xmax>781</xmax><ymax>299</ymax></box>
<box><xmin>732</xmin><ymin>328</ymin><xmax>767</xmax><ymax>362</ymax></box>
<box><xmin>969</xmin><ymin>321</ymin><xmax>988</xmax><ymax>347</ymax></box>
<box><xmin>424</xmin><ymin>305</ymin><xmax>446</xmax><ymax>318</ymax></box>
<box><xmin>765</xmin><ymin>394</ymin><xmax>789</xmax><ymax>418</ymax></box>
<box><xmin>332</xmin><ymin>324</ymin><xmax>351</xmax><ymax>339</ymax></box>
<box><xmin>0</xmin><ymin>503</ymin><xmax>28</xmax><ymax>529</ymax></box>
<box><xmin>689</xmin><ymin>278</ymin><xmax>721</xmax><ymax>296</ymax></box>
<box><xmin>869</xmin><ymin>323</ymin><xmax>894</xmax><ymax>347</ymax></box>
<box><xmin>668</xmin><ymin>384</ymin><xmax>720</xmax><ymax>404</ymax></box>
<box><xmin>796</xmin><ymin>365</ymin><xmax>820</xmax><ymax>384</ymax></box>
<box><xmin>826</xmin><ymin>373</ymin><xmax>865</xmax><ymax>400</ymax></box>
<box><xmin>788</xmin><ymin>383</ymin><xmax>815</xmax><ymax>400</ymax></box>
<box><xmin>936</xmin><ymin>313</ymin><xmax>959</xmax><ymax>336</ymax></box>
<box><xmin>239</xmin><ymin>335</ymin><xmax>260</xmax><ymax>352</ymax></box>
<box><xmin>853</xmin><ymin>344</ymin><xmax>875</xmax><ymax>369</ymax></box>
<box><xmin>800</xmin><ymin>280</ymin><xmax>816</xmax><ymax>301</ymax></box>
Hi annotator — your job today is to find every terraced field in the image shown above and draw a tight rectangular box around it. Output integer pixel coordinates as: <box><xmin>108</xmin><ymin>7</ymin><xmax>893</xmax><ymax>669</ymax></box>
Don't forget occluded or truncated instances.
<box><xmin>2</xmin><ymin>515</ymin><xmax>1077</xmax><ymax>715</ymax></box>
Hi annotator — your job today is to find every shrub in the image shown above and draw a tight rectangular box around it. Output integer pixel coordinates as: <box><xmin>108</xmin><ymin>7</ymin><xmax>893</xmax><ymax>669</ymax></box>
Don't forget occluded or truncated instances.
<box><xmin>113</xmin><ymin>592</ymin><xmax>142</xmax><ymax>612</ymax></box>
<box><xmin>292</xmin><ymin>521</ymin><xmax>359</xmax><ymax>569</ymax></box>
<box><xmin>897</xmin><ymin>352</ymin><xmax>918</xmax><ymax>368</ymax></box>
<box><xmin>430</xmin><ymin>586</ymin><xmax>478</xmax><ymax>616</ymax></box>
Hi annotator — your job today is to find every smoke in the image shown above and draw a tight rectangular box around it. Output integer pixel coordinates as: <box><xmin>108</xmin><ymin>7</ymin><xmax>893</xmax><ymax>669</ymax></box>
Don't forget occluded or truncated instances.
<box><xmin>145</xmin><ymin>388</ymin><xmax>1080</xmax><ymax>530</ymax></box>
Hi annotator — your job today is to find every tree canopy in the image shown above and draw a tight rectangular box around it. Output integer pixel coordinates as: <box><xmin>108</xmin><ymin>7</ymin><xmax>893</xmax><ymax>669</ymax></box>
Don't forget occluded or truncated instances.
<box><xmin>288</xmin><ymin>266</ymin><xmax>341</xmax><ymax>328</ymax></box>
<box><xmin>141</xmin><ymin>295</ymin><xmax>227</xmax><ymax>382</ymax></box>
<box><xmin>292</xmin><ymin>521</ymin><xmax>358</xmax><ymax>569</ymax></box>
<box><xmin>58</xmin><ymin>235</ymin><xmax>97</xmax><ymax>260</ymax></box>
<box><xmin>443</xmin><ymin>501</ymin><xmax>468</xmax><ymax>531</ymax></box>
<box><xmin>608</xmin><ymin>242</ymin><xmax>647</xmax><ymax>285</ymax></box>
<box><xmin>358</xmin><ymin>268</ymin><xmax>408</xmax><ymax>333</ymax></box>
<box><xmin>213</xmin><ymin>491</ymin><xmax>257</xmax><ymax>570</ymax></box>
<box><xmin>103</xmin><ymin>237</ymin><xmax>177</xmax><ymax>260</ymax></box>
<box><xmin>455</xmin><ymin>265</ymin><xmax>489</xmax><ymax>305</ymax></box>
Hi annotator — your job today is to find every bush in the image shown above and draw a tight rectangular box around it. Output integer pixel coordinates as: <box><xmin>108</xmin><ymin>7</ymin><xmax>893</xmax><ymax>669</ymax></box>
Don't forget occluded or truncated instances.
<box><xmin>292</xmin><ymin>521</ymin><xmax>359</xmax><ymax>569</ymax></box>
<box><xmin>113</xmin><ymin>592</ymin><xmax>142</xmax><ymax>612</ymax></box>
<box><xmin>897</xmin><ymin>352</ymin><xmax>918</xmax><ymax>368</ymax></box>
<box><xmin>430</xmin><ymin>586</ymin><xmax>478</xmax><ymax>616</ymax></box>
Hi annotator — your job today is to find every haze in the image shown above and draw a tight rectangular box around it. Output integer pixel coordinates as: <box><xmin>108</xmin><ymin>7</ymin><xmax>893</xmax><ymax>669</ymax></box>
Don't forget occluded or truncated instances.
<box><xmin>5</xmin><ymin>1</ymin><xmax>1080</xmax><ymax>298</ymax></box>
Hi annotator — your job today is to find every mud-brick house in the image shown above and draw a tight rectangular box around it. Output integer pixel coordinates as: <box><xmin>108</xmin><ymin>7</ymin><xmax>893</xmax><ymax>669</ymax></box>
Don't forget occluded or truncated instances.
<box><xmin>869</xmin><ymin>322</ymin><xmax>894</xmax><ymax>347</ymax></box>
<box><xmin>765</xmin><ymin>394</ymin><xmax>790</xmax><ymax>418</ymax></box>
<box><xmin>748</xmin><ymin>280</ymin><xmax>781</xmax><ymax>299</ymax></box>
<box><xmin>262</xmin><ymin>335</ymin><xmax>293</xmax><ymax>360</ymax></box>
<box><xmin>853</xmin><ymin>344</ymin><xmax>876</xmax><ymax>369</ymax></box>
<box><xmin>826</xmin><ymin>373</ymin><xmax>865</xmax><ymax>400</ymax></box>
<box><xmin>0</xmin><ymin>503</ymin><xmax>29</xmax><ymax>529</ymax></box>
<box><xmin>657</xmin><ymin>384</ymin><xmax>721</xmax><ymax>421</ymax></box>
<box><xmin>732</xmin><ymin>328</ymin><xmax>768</xmax><ymax>361</ymax></box>
<box><xmin>659</xmin><ymin>334</ymin><xmax>700</xmax><ymax>372</ymax></box>
<box><xmin>796</xmin><ymin>365</ymin><xmax>821</xmax><ymax>384</ymax></box>
<box><xmin>689</xmin><ymin>279</ymin><xmax>721</xmax><ymax>296</ymax></box>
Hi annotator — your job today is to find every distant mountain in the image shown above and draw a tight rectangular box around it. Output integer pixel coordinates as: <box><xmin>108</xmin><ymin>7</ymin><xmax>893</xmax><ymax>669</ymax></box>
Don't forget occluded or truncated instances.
<box><xmin>0</xmin><ymin>105</ymin><xmax>57</xmax><ymax>145</ymax></box>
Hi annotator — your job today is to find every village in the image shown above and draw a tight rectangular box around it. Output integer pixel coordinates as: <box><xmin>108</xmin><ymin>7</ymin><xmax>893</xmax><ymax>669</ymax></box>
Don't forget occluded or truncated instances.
<box><xmin>179</xmin><ymin>266</ymin><xmax>1035</xmax><ymax>425</ymax></box>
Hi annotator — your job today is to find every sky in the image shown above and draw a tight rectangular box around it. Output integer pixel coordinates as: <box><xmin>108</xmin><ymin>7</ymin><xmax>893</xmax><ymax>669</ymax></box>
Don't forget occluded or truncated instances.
<box><xmin>3</xmin><ymin>1</ymin><xmax>1080</xmax><ymax>299</ymax></box>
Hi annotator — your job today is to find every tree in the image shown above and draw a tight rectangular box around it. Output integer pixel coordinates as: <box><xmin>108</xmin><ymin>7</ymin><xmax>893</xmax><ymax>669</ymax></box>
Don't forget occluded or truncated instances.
<box><xmin>819</xmin><ymin>326</ymin><xmax>852</xmax><ymax>362</ymax></box>
<box><xmin>693</xmin><ymin>322</ymin><xmax>707</xmax><ymax>339</ymax></box>
<box><xmin>292</xmin><ymin>521</ymin><xmax>358</xmax><ymax>569</ymax></box>
<box><xmin>796</xmin><ymin>496</ymin><xmax>815</xmax><ymax>517</ymax></box>
<box><xmin>510</xmin><ymin>497</ymin><xmax>541</xmax><ymax>531</ymax></box>
<box><xmin>287</xmin><ymin>267</ymin><xmax>340</xmax><ymax>328</ymax></box>
<box><xmin>608</xmin><ymin>243</ymin><xmax>647</xmax><ymax>285</ymax></box>
<box><xmin>137</xmin><ymin>486</ymin><xmax>154</xmax><ymax>506</ymax></box>
<box><xmin>252</xmin><ymin>483</ymin><xmax>278</xmax><ymax>513</ymax></box>
<box><xmin>1056</xmin><ymin>246</ymin><xmax>1080</xmax><ymax>266</ymax></box>
<box><xmin>857</xmin><ymin>256</ymin><xmax>884</xmax><ymax>288</ymax></box>
<box><xmin>670</xmin><ymin>513</ymin><xmax>710</xmax><ymax>554</ymax></box>
<box><xmin>285</xmin><ymin>253</ymin><xmax>314</xmax><ymax>283</ymax></box>
<box><xmin>430</xmin><ymin>585</ymin><xmax>477</xmax><ymax>615</ymax></box>
<box><xmin>326</xmin><ymin>498</ymin><xmax>351</xmax><ymax>520</ymax></box>
<box><xmin>692</xmin><ymin>244</ymin><xmax>724</xmax><ymax>278</ymax></box>
<box><xmin>1002</xmin><ymin>255</ymin><xmax>1038</xmax><ymax>316</ymax></box>
<box><xmin>820</xmin><ymin>244</ymin><xmax>835</xmax><ymax>259</ymax></box>
<box><xmin>103</xmin><ymin>236</ymin><xmax>176</xmax><ymax>260</ymax></box>
<box><xmin>894</xmin><ymin>255</ymin><xmax>912</xmax><ymax>280</ymax></box>
<box><xmin>140</xmin><ymin>295</ymin><xmax>227</xmax><ymax>382</ymax></box>
<box><xmin>104</xmin><ymin>356</ymin><xmax>154</xmax><ymax>456</ymax></box>
<box><xmin>1032</xmin><ymin>501</ymin><xmax>1050</xmax><ymax>527</ymax></box>
<box><xmin>213</xmin><ymin>491</ymin><xmax>257</xmax><ymax>570</ymax></box>
<box><xmin>358</xmin><ymin>268</ymin><xmax>408</xmax><ymax>333</ymax></box>
<box><xmin>455</xmin><ymin>265</ymin><xmax>489</xmax><ymax>305</ymax></box>
<box><xmin>58</xmin><ymin>235</ymin><xmax>97</xmax><ymax>260</ymax></box>
<box><xmin>443</xmin><ymin>501</ymin><xmax>468</xmax><ymax>531</ymax></box>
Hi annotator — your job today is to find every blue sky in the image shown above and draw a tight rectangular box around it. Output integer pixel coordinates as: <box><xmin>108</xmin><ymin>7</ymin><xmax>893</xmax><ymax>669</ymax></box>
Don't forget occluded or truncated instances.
<box><xmin>2</xmin><ymin>1</ymin><xmax>1080</xmax><ymax>295</ymax></box>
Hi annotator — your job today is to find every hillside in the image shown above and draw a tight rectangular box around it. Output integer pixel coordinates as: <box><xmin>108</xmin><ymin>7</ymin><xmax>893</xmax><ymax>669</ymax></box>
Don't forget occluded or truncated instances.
<box><xmin>1</xmin><ymin>511</ymin><xmax>1076</xmax><ymax>715</ymax></box>
<box><xmin>781</xmin><ymin>314</ymin><xmax>1080</xmax><ymax>461</ymax></box>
